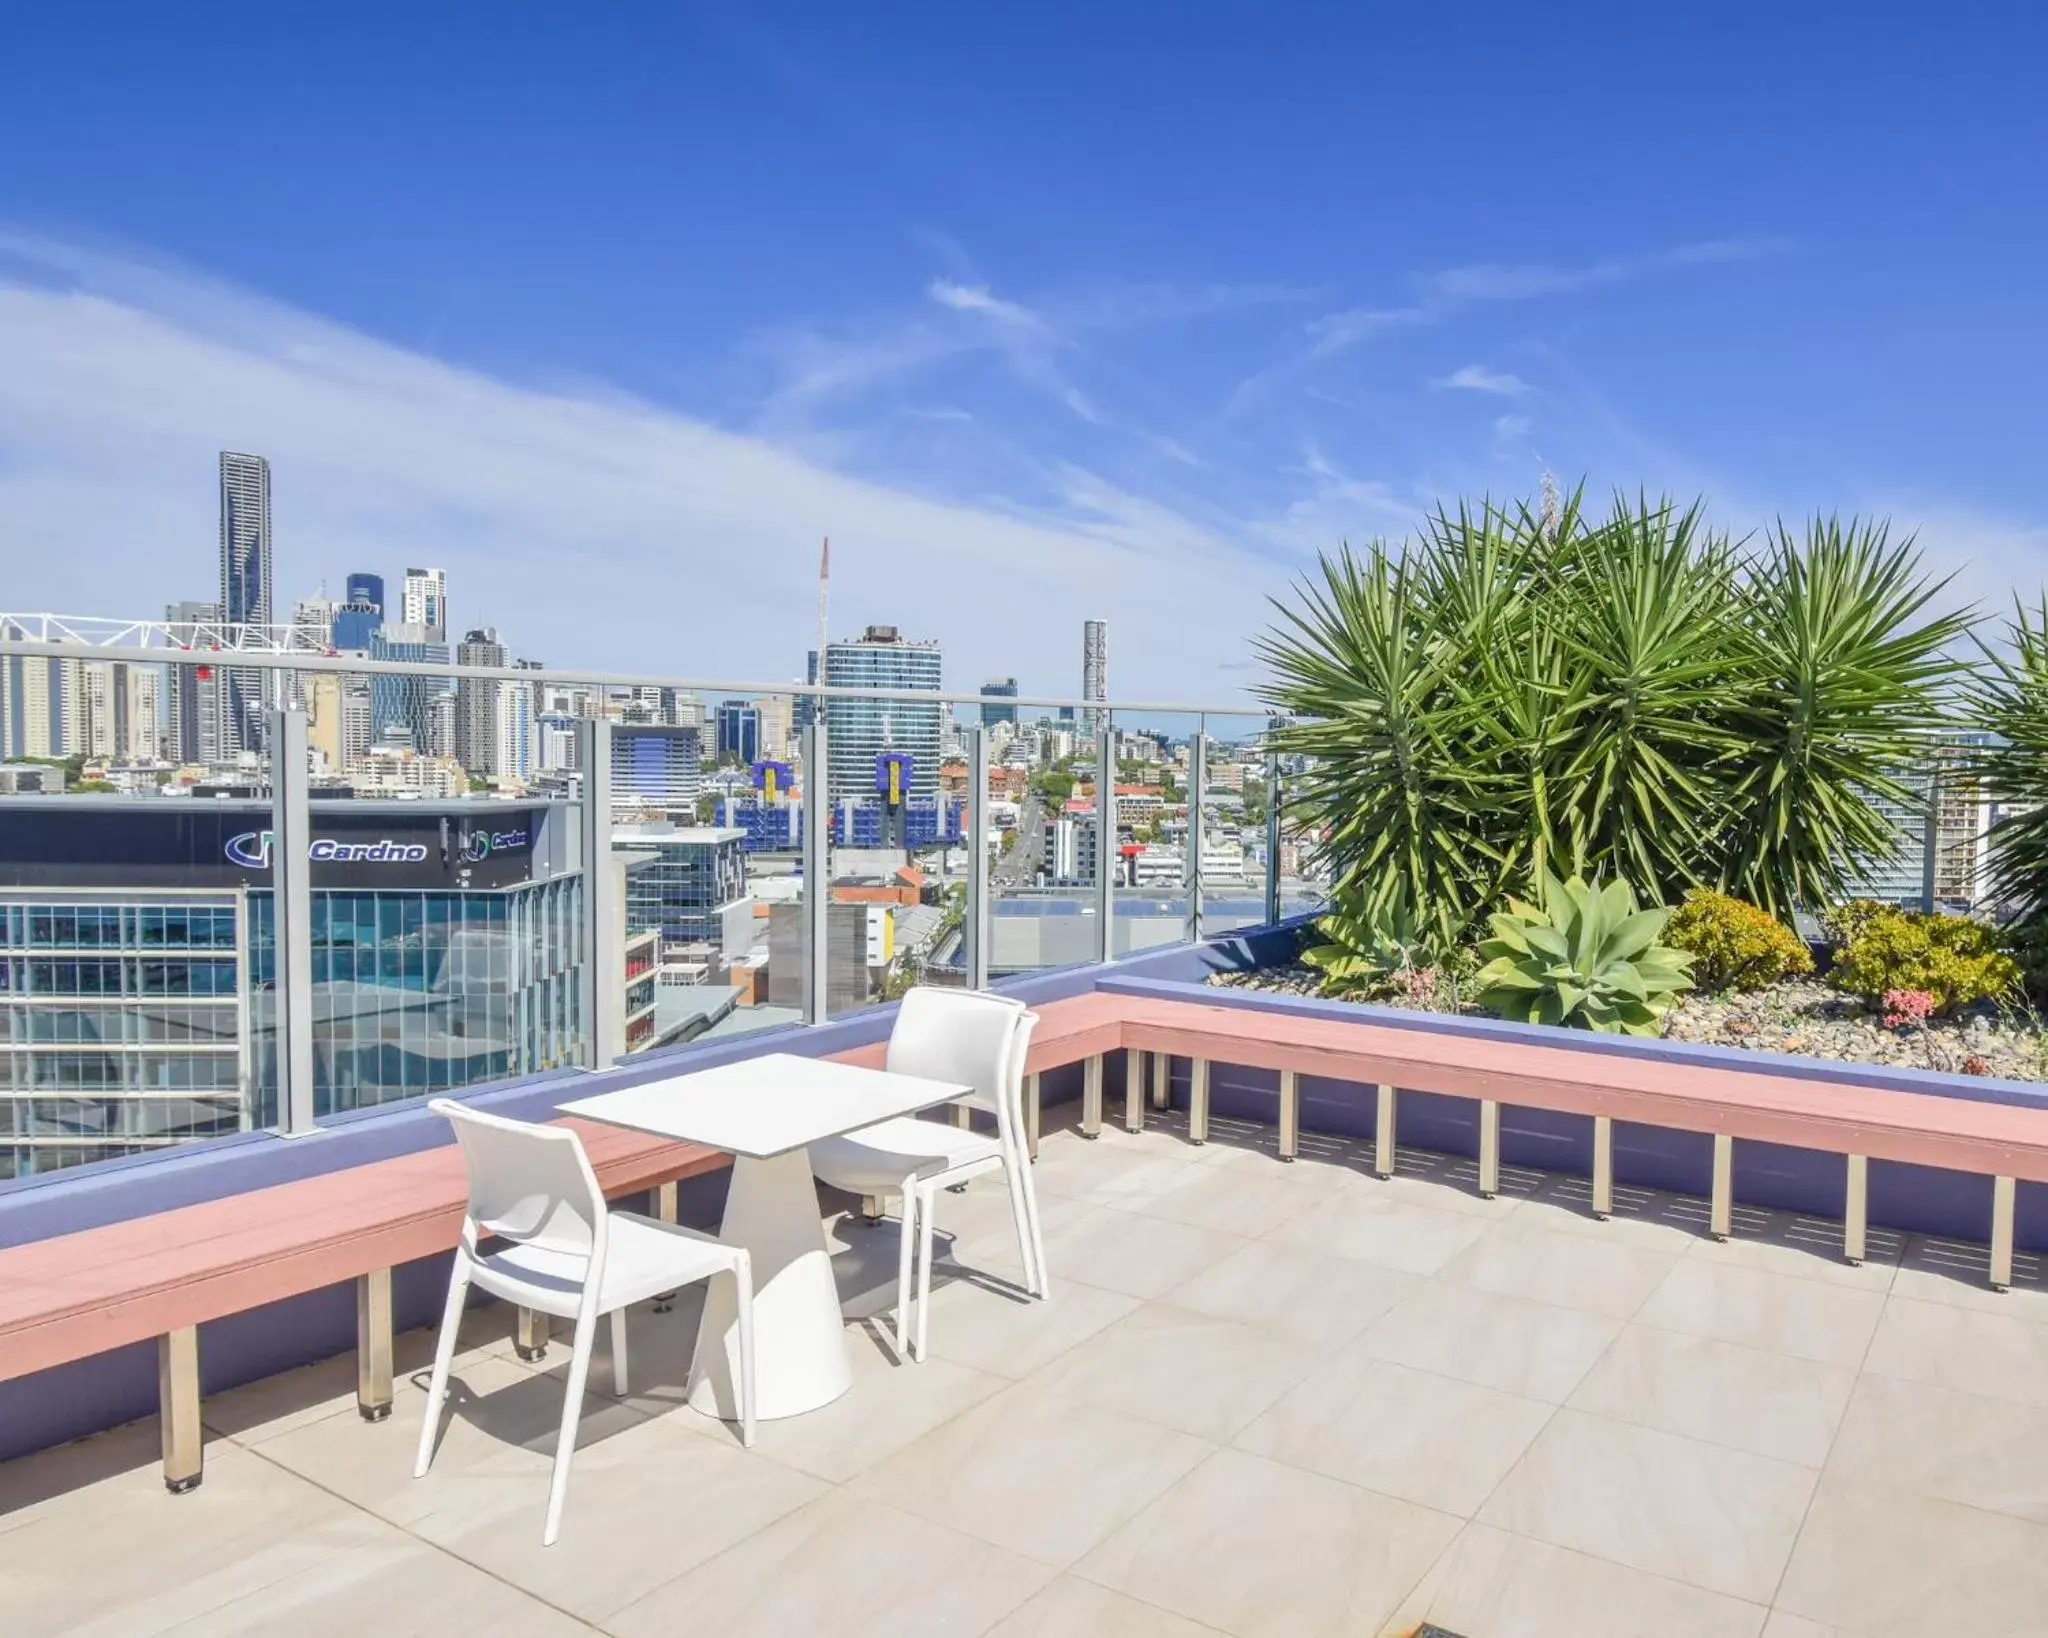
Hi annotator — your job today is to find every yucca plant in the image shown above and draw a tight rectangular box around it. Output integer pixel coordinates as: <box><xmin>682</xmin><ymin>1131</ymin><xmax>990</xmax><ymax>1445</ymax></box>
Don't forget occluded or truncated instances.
<box><xmin>1971</xmin><ymin>595</ymin><xmax>2048</xmax><ymax>915</ymax></box>
<box><xmin>1721</xmin><ymin>517</ymin><xmax>1969</xmax><ymax>919</ymax></box>
<box><xmin>1474</xmin><ymin>872</ymin><xmax>1694</xmax><ymax>1034</ymax></box>
<box><xmin>1298</xmin><ymin>893</ymin><xmax>1435</xmax><ymax>997</ymax></box>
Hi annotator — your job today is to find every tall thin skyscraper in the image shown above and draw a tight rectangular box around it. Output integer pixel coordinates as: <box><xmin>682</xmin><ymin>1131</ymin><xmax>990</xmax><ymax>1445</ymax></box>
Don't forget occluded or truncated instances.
<box><xmin>1081</xmin><ymin>618</ymin><xmax>1108</xmax><ymax>734</ymax></box>
<box><xmin>402</xmin><ymin>568</ymin><xmax>448</xmax><ymax>638</ymax></box>
<box><xmin>455</xmin><ymin>628</ymin><xmax>506</xmax><ymax>776</ymax></box>
<box><xmin>218</xmin><ymin>452</ymin><xmax>273</xmax><ymax>757</ymax></box>
<box><xmin>822</xmin><ymin>624</ymin><xmax>943</xmax><ymax>801</ymax></box>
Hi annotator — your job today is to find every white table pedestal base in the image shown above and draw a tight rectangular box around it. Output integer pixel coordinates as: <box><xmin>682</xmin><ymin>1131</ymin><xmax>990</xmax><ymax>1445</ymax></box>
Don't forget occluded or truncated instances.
<box><xmin>689</xmin><ymin>1148</ymin><xmax>852</xmax><ymax>1421</ymax></box>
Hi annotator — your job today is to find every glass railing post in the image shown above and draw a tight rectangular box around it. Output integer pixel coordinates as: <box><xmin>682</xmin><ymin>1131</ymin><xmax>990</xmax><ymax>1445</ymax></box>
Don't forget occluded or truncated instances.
<box><xmin>966</xmin><ymin>724</ymin><xmax>990</xmax><ymax>990</ymax></box>
<box><xmin>1095</xmin><ymin>720</ymin><xmax>1116</xmax><ymax>962</ymax></box>
<box><xmin>1264</xmin><ymin>723</ymin><xmax>1282</xmax><ymax>928</ymax></box>
<box><xmin>801</xmin><ymin>722</ymin><xmax>829</xmax><ymax>1024</ymax></box>
<box><xmin>1187</xmin><ymin>728</ymin><xmax>1207</xmax><ymax>945</ymax></box>
<box><xmin>578</xmin><ymin>717</ymin><xmax>622</xmax><ymax>1068</ymax></box>
<box><xmin>267</xmin><ymin>706</ymin><xmax>316</xmax><ymax>1135</ymax></box>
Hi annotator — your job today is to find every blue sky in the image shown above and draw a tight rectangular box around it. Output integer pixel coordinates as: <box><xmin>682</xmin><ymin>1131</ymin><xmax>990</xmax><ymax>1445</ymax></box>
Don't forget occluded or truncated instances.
<box><xmin>2</xmin><ymin>3</ymin><xmax>2044</xmax><ymax>704</ymax></box>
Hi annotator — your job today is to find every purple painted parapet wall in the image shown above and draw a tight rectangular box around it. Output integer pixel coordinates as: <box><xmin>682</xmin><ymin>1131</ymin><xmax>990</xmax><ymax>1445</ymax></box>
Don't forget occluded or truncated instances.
<box><xmin>1110</xmin><ymin>926</ymin><xmax>2048</xmax><ymax>1254</ymax></box>
<box><xmin>9</xmin><ymin>917</ymin><xmax>2048</xmax><ymax>1464</ymax></box>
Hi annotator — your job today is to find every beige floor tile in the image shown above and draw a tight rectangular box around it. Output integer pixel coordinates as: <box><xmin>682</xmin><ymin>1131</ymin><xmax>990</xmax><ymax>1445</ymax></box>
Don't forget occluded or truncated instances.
<box><xmin>1758</xmin><ymin>1614</ymin><xmax>1855</xmax><ymax>1638</ymax></box>
<box><xmin>1823</xmin><ymin>1372</ymin><xmax>2048</xmax><ymax>1524</ymax></box>
<box><xmin>921</xmin><ymin>1272</ymin><xmax>1142</xmax><ymax>1378</ymax></box>
<box><xmin>1236</xmin><ymin>1354</ymin><xmax>1553</xmax><ymax>1516</ymax></box>
<box><xmin>1476</xmin><ymin>1409</ymin><xmax>1817</xmax><ymax>1603</ymax></box>
<box><xmin>1515</xmin><ymin>1174</ymin><xmax>1706</xmax><ymax>1249</ymax></box>
<box><xmin>1074</xmin><ymin>1447</ymin><xmax>1460</xmax><ymax>1638</ymax></box>
<box><xmin>68</xmin><ymin>1509</ymin><xmax>600</xmax><ymax>1637</ymax></box>
<box><xmin>1032</xmin><ymin>1302</ymin><xmax>1318</xmax><ymax>1442</ymax></box>
<box><xmin>1075</xmin><ymin>1154</ymin><xmax>1213</xmax><ymax>1212</ymax></box>
<box><xmin>1636</xmin><ymin>1258</ymin><xmax>1884</xmax><ymax>1368</ymax></box>
<box><xmin>1774</xmin><ymin>1473</ymin><xmax>2048</xmax><ymax>1635</ymax></box>
<box><xmin>1684</xmin><ymin>1211</ymin><xmax>1901</xmax><ymax>1293</ymax></box>
<box><xmin>1163</xmin><ymin>1239</ymin><xmax>1421</xmax><ymax>1346</ymax></box>
<box><xmin>1345</xmin><ymin>1152</ymin><xmax>1533</xmax><ymax>1220</ymax></box>
<box><xmin>852</xmin><ymin>1382</ymin><xmax>1214</xmax><ymax>1568</ymax></box>
<box><xmin>1442</xmin><ymin>1220</ymin><xmax>1683</xmax><ymax>1320</ymax></box>
<box><xmin>1267</xmin><ymin>1191</ymin><xmax>1493</xmax><ymax>1275</ymax></box>
<box><xmin>713</xmin><ymin>1348</ymin><xmax>1007</xmax><ymax>1483</ymax></box>
<box><xmin>606</xmin><ymin>1491</ymin><xmax>1054</xmax><ymax>1638</ymax></box>
<box><xmin>1887</xmin><ymin>1235</ymin><xmax>2048</xmax><ymax>1320</ymax></box>
<box><xmin>1353</xmin><ymin>1279</ymin><xmax>1622</xmax><ymax>1403</ymax></box>
<box><xmin>1861</xmin><ymin>1294</ymin><xmax>2048</xmax><ymax>1407</ymax></box>
<box><xmin>985</xmin><ymin>1575</ymin><xmax>1228</xmax><ymax>1636</ymax></box>
<box><xmin>1030</xmin><ymin>1202</ymin><xmax>1250</xmax><ymax>1300</ymax></box>
<box><xmin>1124</xmin><ymin>1163</ymin><xmax>1320</xmax><ymax>1238</ymax></box>
<box><xmin>1379</xmin><ymin>1523</ymin><xmax>1769</xmax><ymax>1638</ymax></box>
<box><xmin>1568</xmin><ymin>1324</ymin><xmax>1856</xmax><ymax>1466</ymax></box>
<box><xmin>0</xmin><ymin>1442</ymin><xmax>376</xmax><ymax>1636</ymax></box>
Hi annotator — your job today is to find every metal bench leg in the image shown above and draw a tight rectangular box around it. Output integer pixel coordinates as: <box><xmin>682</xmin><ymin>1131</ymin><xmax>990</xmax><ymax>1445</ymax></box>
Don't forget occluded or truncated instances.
<box><xmin>159</xmin><ymin>1327</ymin><xmax>202</xmax><ymax>1493</ymax></box>
<box><xmin>1151</xmin><ymin>1051</ymin><xmax>1170</xmax><ymax>1110</ymax></box>
<box><xmin>1374</xmin><ymin>1084</ymin><xmax>1396</xmax><ymax>1179</ymax></box>
<box><xmin>1843</xmin><ymin>1155</ymin><xmax>1868</xmax><ymax>1265</ymax></box>
<box><xmin>1025</xmin><ymin>1073</ymin><xmax>1041</xmax><ymax>1161</ymax></box>
<box><xmin>1081</xmin><ymin>1054</ymin><xmax>1103</xmax><ymax>1139</ymax></box>
<box><xmin>1710</xmin><ymin>1135</ymin><xmax>1734</xmax><ymax>1241</ymax></box>
<box><xmin>1189</xmin><ymin>1058</ymin><xmax>1210</xmax><ymax>1145</ymax></box>
<box><xmin>356</xmin><ymin>1268</ymin><xmax>394</xmax><ymax>1422</ymax></box>
<box><xmin>654</xmin><ymin>1181</ymin><xmax>681</xmax><ymax>1310</ymax></box>
<box><xmin>1477</xmin><ymin>1099</ymin><xmax>1501</xmax><ymax>1199</ymax></box>
<box><xmin>1124</xmin><ymin>1048</ymin><xmax>1146</xmax><ymax>1134</ymax></box>
<box><xmin>952</xmin><ymin>1102</ymin><xmax>973</xmax><ymax>1130</ymax></box>
<box><xmin>1992</xmin><ymin>1174</ymin><xmax>2017</xmax><ymax>1291</ymax></box>
<box><xmin>516</xmin><ymin>1306</ymin><xmax>549</xmax><ymax>1362</ymax></box>
<box><xmin>1278</xmin><ymin>1069</ymin><xmax>1299</xmax><ymax>1162</ymax></box>
<box><xmin>1592</xmin><ymin>1115</ymin><xmax>1614</xmax><ymax>1219</ymax></box>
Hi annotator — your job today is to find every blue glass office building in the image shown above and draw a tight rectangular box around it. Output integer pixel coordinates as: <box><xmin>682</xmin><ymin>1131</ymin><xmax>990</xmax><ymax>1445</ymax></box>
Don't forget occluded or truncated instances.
<box><xmin>715</xmin><ymin>701</ymin><xmax>761</xmax><ymax>767</ymax></box>
<box><xmin>0</xmin><ymin>799</ymin><xmax>584</xmax><ymax>1178</ymax></box>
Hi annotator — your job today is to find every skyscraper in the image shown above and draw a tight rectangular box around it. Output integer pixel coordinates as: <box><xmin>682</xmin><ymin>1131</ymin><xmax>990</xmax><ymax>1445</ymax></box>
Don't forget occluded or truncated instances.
<box><xmin>164</xmin><ymin>600</ymin><xmax>222</xmax><ymax>764</ymax></box>
<box><xmin>218</xmin><ymin>452</ymin><xmax>273</xmax><ymax>756</ymax></box>
<box><xmin>822</xmin><ymin>625</ymin><xmax>943</xmax><ymax>801</ymax></box>
<box><xmin>368</xmin><ymin>623</ymin><xmax>453</xmax><ymax>754</ymax></box>
<box><xmin>455</xmin><ymin>628</ymin><xmax>506</xmax><ymax>777</ymax></box>
<box><xmin>980</xmin><ymin>677</ymin><xmax>1020</xmax><ymax>726</ymax></box>
<box><xmin>402</xmin><ymin>568</ymin><xmax>448</xmax><ymax>638</ymax></box>
<box><xmin>716</xmin><ymin>700</ymin><xmax>762</xmax><ymax>766</ymax></box>
<box><xmin>1081</xmin><ymin>619</ymin><xmax>1108</xmax><ymax>734</ymax></box>
<box><xmin>612</xmin><ymin>724</ymin><xmax>703</xmax><ymax>815</ymax></box>
<box><xmin>344</xmin><ymin>572</ymin><xmax>385</xmax><ymax>615</ymax></box>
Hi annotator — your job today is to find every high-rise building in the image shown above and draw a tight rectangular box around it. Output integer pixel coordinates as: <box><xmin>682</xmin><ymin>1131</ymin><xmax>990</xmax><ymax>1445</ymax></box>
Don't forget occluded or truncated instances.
<box><xmin>0</xmin><ymin>628</ymin><xmax>80</xmax><ymax>761</ymax></box>
<box><xmin>980</xmin><ymin>676</ymin><xmax>1020</xmax><ymax>727</ymax></box>
<box><xmin>796</xmin><ymin>650</ymin><xmax>820</xmax><ymax>730</ymax></box>
<box><xmin>402</xmin><ymin>568</ymin><xmax>448</xmax><ymax>638</ymax></box>
<box><xmin>497</xmin><ymin>659</ymin><xmax>543</xmax><ymax>781</ymax></box>
<box><xmin>344</xmin><ymin>572</ymin><xmax>384</xmax><ymax>615</ymax></box>
<box><xmin>612</xmin><ymin>724</ymin><xmax>703</xmax><ymax>815</ymax></box>
<box><xmin>716</xmin><ymin>700</ymin><xmax>761</xmax><ymax>766</ymax></box>
<box><xmin>822</xmin><ymin>625</ymin><xmax>943</xmax><ymax>801</ymax></box>
<box><xmin>1081</xmin><ymin>619</ymin><xmax>1108</xmax><ymax>734</ymax></box>
<box><xmin>218</xmin><ymin>452</ymin><xmax>274</xmax><ymax>757</ymax></box>
<box><xmin>78</xmin><ymin>661</ymin><xmax>161</xmax><ymax>762</ymax></box>
<box><xmin>164</xmin><ymin>600</ymin><xmax>222</xmax><ymax>764</ymax></box>
<box><xmin>455</xmin><ymin>628</ymin><xmax>506</xmax><ymax>777</ymax></box>
<box><xmin>368</xmin><ymin>623</ymin><xmax>453</xmax><ymax>754</ymax></box>
<box><xmin>753</xmin><ymin>695</ymin><xmax>793</xmax><ymax>761</ymax></box>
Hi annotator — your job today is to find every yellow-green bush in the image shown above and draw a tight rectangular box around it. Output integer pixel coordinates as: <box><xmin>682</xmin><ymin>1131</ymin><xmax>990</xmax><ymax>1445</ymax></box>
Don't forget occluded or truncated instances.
<box><xmin>1828</xmin><ymin>906</ymin><xmax>2020</xmax><ymax>1014</ymax></box>
<box><xmin>1663</xmin><ymin>890</ymin><xmax>1813</xmax><ymax>992</ymax></box>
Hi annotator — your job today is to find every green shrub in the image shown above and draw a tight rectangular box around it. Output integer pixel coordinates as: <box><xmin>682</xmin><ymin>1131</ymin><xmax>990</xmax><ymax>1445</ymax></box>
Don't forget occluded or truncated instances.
<box><xmin>1474</xmin><ymin>872</ymin><xmax>1694</xmax><ymax>1035</ymax></box>
<box><xmin>1820</xmin><ymin>897</ymin><xmax>1891</xmax><ymax>949</ymax></box>
<box><xmin>1300</xmin><ymin>894</ymin><xmax>1435</xmax><ymax>999</ymax></box>
<box><xmin>1827</xmin><ymin>907</ymin><xmax>2019</xmax><ymax>1014</ymax></box>
<box><xmin>1664</xmin><ymin>890</ymin><xmax>1813</xmax><ymax>992</ymax></box>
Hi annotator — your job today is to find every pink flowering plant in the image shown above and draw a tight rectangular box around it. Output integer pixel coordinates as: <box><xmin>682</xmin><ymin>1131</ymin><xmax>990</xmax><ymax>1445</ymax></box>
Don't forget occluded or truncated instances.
<box><xmin>1881</xmin><ymin>988</ymin><xmax>1936</xmax><ymax>1030</ymax></box>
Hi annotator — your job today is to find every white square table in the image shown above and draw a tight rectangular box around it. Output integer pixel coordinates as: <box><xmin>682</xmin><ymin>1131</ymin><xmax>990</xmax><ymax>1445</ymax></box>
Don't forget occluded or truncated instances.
<box><xmin>559</xmin><ymin>1052</ymin><xmax>969</xmax><ymax>1420</ymax></box>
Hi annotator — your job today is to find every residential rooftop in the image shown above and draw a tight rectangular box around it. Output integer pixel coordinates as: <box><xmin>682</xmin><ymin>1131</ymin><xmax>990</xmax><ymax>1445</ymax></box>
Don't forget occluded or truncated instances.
<box><xmin>5</xmin><ymin>1107</ymin><xmax>2041</xmax><ymax>1637</ymax></box>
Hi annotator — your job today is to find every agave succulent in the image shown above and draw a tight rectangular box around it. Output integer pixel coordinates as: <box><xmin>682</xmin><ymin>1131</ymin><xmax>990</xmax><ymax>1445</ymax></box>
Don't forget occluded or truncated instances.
<box><xmin>1299</xmin><ymin>894</ymin><xmax>1435</xmax><ymax>998</ymax></box>
<box><xmin>1474</xmin><ymin>872</ymin><xmax>1694</xmax><ymax>1034</ymax></box>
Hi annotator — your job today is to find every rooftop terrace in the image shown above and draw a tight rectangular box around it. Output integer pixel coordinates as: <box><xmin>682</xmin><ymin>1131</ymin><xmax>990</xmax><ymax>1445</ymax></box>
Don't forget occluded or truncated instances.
<box><xmin>8</xmin><ymin>1105</ymin><xmax>2045</xmax><ymax>1638</ymax></box>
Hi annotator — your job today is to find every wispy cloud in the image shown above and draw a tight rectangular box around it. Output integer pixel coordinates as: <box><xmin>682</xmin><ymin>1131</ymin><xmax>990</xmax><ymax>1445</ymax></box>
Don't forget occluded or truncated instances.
<box><xmin>1436</xmin><ymin>364</ymin><xmax>1530</xmax><ymax>396</ymax></box>
<box><xmin>0</xmin><ymin>233</ymin><xmax>1274</xmax><ymax>702</ymax></box>
<box><xmin>1230</xmin><ymin>236</ymin><xmax>1786</xmax><ymax>414</ymax></box>
<box><xmin>926</xmin><ymin>277</ymin><xmax>1051</xmax><ymax>335</ymax></box>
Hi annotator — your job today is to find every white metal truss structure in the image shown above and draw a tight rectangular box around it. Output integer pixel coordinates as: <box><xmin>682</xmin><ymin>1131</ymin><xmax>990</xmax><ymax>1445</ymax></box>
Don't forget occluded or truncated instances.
<box><xmin>0</xmin><ymin>613</ymin><xmax>337</xmax><ymax>655</ymax></box>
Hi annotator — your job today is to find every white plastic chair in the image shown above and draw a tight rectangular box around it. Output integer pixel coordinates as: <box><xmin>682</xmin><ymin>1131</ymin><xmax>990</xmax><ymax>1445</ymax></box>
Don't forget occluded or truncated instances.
<box><xmin>413</xmin><ymin>1099</ymin><xmax>757</xmax><ymax>1546</ymax></box>
<box><xmin>809</xmin><ymin>987</ymin><xmax>1045</xmax><ymax>1360</ymax></box>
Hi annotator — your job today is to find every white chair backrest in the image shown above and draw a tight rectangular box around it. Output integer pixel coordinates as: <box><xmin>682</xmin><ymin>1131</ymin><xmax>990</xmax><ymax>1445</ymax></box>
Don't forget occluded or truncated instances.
<box><xmin>886</xmin><ymin>987</ymin><xmax>1024</xmax><ymax>1121</ymax></box>
<box><xmin>432</xmin><ymin>1098</ymin><xmax>608</xmax><ymax>1262</ymax></box>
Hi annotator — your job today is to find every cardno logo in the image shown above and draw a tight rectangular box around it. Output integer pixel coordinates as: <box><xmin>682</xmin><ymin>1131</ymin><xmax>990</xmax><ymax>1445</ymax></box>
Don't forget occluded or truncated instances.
<box><xmin>224</xmin><ymin>831</ymin><xmax>430</xmax><ymax>868</ymax></box>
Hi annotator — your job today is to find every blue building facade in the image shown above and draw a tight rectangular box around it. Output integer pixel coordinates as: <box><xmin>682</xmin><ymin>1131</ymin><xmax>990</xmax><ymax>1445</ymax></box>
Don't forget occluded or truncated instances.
<box><xmin>716</xmin><ymin>700</ymin><xmax>761</xmax><ymax>767</ymax></box>
<box><xmin>612</xmin><ymin>725</ymin><xmax>702</xmax><ymax>813</ymax></box>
